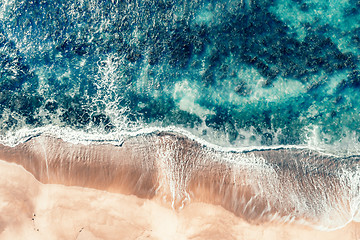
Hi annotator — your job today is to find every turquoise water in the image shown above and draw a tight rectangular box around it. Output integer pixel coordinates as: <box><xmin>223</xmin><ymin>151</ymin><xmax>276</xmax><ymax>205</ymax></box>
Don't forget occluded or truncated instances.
<box><xmin>0</xmin><ymin>0</ymin><xmax>359</xmax><ymax>151</ymax></box>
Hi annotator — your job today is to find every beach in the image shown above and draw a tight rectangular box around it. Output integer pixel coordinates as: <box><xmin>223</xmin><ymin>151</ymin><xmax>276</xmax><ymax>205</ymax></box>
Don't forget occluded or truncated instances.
<box><xmin>1</xmin><ymin>160</ymin><xmax>360</xmax><ymax>240</ymax></box>
<box><xmin>1</xmin><ymin>132</ymin><xmax>360</xmax><ymax>239</ymax></box>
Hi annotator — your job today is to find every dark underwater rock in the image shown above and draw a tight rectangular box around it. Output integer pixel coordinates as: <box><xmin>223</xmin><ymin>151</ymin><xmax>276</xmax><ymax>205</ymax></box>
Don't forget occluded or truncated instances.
<box><xmin>346</xmin><ymin>70</ymin><xmax>360</xmax><ymax>87</ymax></box>
<box><xmin>234</xmin><ymin>81</ymin><xmax>252</xmax><ymax>96</ymax></box>
<box><xmin>45</xmin><ymin>100</ymin><xmax>58</xmax><ymax>113</ymax></box>
<box><xmin>168</xmin><ymin>33</ymin><xmax>192</xmax><ymax>68</ymax></box>
<box><xmin>61</xmin><ymin>107</ymin><xmax>90</xmax><ymax>126</ymax></box>
<box><xmin>338</xmin><ymin>70</ymin><xmax>360</xmax><ymax>90</ymax></box>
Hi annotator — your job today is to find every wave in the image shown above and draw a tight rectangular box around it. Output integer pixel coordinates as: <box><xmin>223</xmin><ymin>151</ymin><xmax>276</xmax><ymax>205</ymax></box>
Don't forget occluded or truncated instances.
<box><xmin>1</xmin><ymin>125</ymin><xmax>358</xmax><ymax>156</ymax></box>
<box><xmin>1</xmin><ymin>129</ymin><xmax>360</xmax><ymax>231</ymax></box>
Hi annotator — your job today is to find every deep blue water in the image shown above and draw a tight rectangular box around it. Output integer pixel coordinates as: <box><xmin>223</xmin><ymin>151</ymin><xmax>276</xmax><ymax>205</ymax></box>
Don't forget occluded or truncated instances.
<box><xmin>0</xmin><ymin>0</ymin><xmax>360</xmax><ymax>149</ymax></box>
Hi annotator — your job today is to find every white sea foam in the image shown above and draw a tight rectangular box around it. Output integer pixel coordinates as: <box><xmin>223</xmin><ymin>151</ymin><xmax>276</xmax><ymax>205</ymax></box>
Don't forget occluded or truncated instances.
<box><xmin>1</xmin><ymin>123</ymin><xmax>360</xmax><ymax>158</ymax></box>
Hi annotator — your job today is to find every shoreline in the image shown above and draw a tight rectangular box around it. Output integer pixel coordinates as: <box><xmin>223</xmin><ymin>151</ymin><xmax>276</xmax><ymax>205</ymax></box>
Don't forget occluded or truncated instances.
<box><xmin>0</xmin><ymin>132</ymin><xmax>360</xmax><ymax>232</ymax></box>
<box><xmin>0</xmin><ymin>126</ymin><xmax>347</xmax><ymax>157</ymax></box>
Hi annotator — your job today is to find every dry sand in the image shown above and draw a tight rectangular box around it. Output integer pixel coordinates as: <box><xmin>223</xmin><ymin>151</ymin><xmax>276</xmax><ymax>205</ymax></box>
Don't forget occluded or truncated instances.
<box><xmin>1</xmin><ymin>160</ymin><xmax>360</xmax><ymax>240</ymax></box>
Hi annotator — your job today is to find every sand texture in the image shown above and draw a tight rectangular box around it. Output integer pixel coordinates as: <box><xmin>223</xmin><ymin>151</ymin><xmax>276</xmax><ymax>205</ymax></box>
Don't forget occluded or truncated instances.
<box><xmin>1</xmin><ymin>160</ymin><xmax>360</xmax><ymax>240</ymax></box>
<box><xmin>1</xmin><ymin>133</ymin><xmax>360</xmax><ymax>239</ymax></box>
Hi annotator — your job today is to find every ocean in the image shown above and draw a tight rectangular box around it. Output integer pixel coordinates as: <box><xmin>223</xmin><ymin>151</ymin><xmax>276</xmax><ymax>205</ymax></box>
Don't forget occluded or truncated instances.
<box><xmin>0</xmin><ymin>0</ymin><xmax>360</xmax><ymax>237</ymax></box>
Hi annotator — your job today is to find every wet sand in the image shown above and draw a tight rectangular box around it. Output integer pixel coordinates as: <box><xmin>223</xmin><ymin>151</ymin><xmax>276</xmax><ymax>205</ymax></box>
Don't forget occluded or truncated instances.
<box><xmin>1</xmin><ymin>160</ymin><xmax>360</xmax><ymax>240</ymax></box>
<box><xmin>1</xmin><ymin>132</ymin><xmax>360</xmax><ymax>239</ymax></box>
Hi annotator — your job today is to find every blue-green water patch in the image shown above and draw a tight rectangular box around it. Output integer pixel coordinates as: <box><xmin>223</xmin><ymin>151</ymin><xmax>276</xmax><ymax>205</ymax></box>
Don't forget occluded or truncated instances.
<box><xmin>0</xmin><ymin>0</ymin><xmax>359</xmax><ymax>147</ymax></box>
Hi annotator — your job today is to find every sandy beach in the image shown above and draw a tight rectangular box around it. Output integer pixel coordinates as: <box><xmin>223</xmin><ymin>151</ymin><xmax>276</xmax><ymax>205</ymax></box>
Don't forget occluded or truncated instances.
<box><xmin>1</xmin><ymin>159</ymin><xmax>360</xmax><ymax>240</ymax></box>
